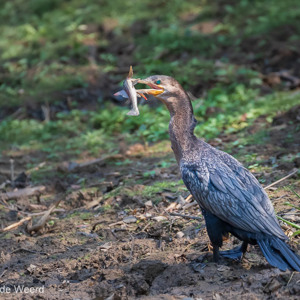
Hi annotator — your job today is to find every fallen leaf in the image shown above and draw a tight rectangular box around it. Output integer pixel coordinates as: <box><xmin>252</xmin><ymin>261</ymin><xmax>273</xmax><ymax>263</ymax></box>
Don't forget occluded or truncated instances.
<box><xmin>152</xmin><ymin>216</ymin><xmax>168</xmax><ymax>222</ymax></box>
<box><xmin>123</xmin><ymin>216</ymin><xmax>137</xmax><ymax>223</ymax></box>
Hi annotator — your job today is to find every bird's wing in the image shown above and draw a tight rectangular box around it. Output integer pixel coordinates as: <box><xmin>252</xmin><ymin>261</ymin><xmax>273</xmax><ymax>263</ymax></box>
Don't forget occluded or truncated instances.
<box><xmin>180</xmin><ymin>157</ymin><xmax>286</xmax><ymax>239</ymax></box>
<box><xmin>212</xmin><ymin>147</ymin><xmax>268</xmax><ymax>202</ymax></box>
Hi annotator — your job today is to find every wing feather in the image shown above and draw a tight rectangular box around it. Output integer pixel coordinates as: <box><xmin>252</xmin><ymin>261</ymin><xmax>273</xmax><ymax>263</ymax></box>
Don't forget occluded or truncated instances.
<box><xmin>180</xmin><ymin>156</ymin><xmax>286</xmax><ymax>240</ymax></box>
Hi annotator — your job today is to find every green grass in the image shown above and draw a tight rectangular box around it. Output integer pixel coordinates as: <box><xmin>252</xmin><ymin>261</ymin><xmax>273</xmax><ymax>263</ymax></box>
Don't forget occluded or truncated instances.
<box><xmin>102</xmin><ymin>179</ymin><xmax>185</xmax><ymax>204</ymax></box>
<box><xmin>1</xmin><ymin>0</ymin><xmax>300</xmax><ymax>170</ymax></box>
<box><xmin>1</xmin><ymin>87</ymin><xmax>298</xmax><ymax>160</ymax></box>
<box><xmin>1</xmin><ymin>0</ymin><xmax>300</xmax><ymax>106</ymax></box>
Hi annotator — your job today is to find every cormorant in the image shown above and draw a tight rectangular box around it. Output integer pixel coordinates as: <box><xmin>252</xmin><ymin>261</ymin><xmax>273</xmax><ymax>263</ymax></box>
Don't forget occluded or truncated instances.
<box><xmin>135</xmin><ymin>75</ymin><xmax>300</xmax><ymax>271</ymax></box>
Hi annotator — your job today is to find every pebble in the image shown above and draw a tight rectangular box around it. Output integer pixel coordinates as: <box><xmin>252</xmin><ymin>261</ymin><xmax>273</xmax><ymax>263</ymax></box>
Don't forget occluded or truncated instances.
<box><xmin>77</xmin><ymin>232</ymin><xmax>98</xmax><ymax>238</ymax></box>
<box><xmin>144</xmin><ymin>200</ymin><xmax>153</xmax><ymax>207</ymax></box>
<box><xmin>123</xmin><ymin>216</ymin><xmax>137</xmax><ymax>223</ymax></box>
<box><xmin>27</xmin><ymin>264</ymin><xmax>37</xmax><ymax>273</ymax></box>
<box><xmin>267</xmin><ymin>279</ymin><xmax>281</xmax><ymax>293</ymax></box>
<box><xmin>152</xmin><ymin>216</ymin><xmax>168</xmax><ymax>222</ymax></box>
<box><xmin>176</xmin><ymin>231</ymin><xmax>185</xmax><ymax>238</ymax></box>
<box><xmin>99</xmin><ymin>242</ymin><xmax>112</xmax><ymax>251</ymax></box>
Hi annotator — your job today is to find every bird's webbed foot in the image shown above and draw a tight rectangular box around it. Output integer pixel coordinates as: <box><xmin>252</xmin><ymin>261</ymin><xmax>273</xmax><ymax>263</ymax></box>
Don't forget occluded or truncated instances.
<box><xmin>220</xmin><ymin>242</ymin><xmax>248</xmax><ymax>260</ymax></box>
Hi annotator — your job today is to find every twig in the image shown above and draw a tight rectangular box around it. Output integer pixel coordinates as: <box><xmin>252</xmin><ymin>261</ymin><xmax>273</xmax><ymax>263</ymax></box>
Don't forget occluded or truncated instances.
<box><xmin>86</xmin><ymin>197</ymin><xmax>103</xmax><ymax>209</ymax></box>
<box><xmin>264</xmin><ymin>169</ymin><xmax>298</xmax><ymax>190</ymax></box>
<box><xmin>0</xmin><ymin>216</ymin><xmax>31</xmax><ymax>232</ymax></box>
<box><xmin>183</xmin><ymin>201</ymin><xmax>198</xmax><ymax>209</ymax></box>
<box><xmin>26</xmin><ymin>162</ymin><xmax>46</xmax><ymax>175</ymax></box>
<box><xmin>41</xmin><ymin>104</ymin><xmax>50</xmax><ymax>122</ymax></box>
<box><xmin>92</xmin><ymin>220</ymin><xmax>126</xmax><ymax>231</ymax></box>
<box><xmin>27</xmin><ymin>199</ymin><xmax>61</xmax><ymax>234</ymax></box>
<box><xmin>91</xmin><ymin>221</ymin><xmax>102</xmax><ymax>232</ymax></box>
<box><xmin>11</xmin><ymin>248</ymin><xmax>48</xmax><ymax>255</ymax></box>
<box><xmin>0</xmin><ymin>269</ymin><xmax>7</xmax><ymax>278</ymax></box>
<box><xmin>110</xmin><ymin>229</ymin><xmax>119</xmax><ymax>240</ymax></box>
<box><xmin>287</xmin><ymin>272</ymin><xmax>294</xmax><ymax>286</ymax></box>
<box><xmin>184</xmin><ymin>194</ymin><xmax>193</xmax><ymax>202</ymax></box>
<box><xmin>0</xmin><ymin>186</ymin><xmax>46</xmax><ymax>201</ymax></box>
<box><xmin>10</xmin><ymin>159</ymin><xmax>14</xmax><ymax>182</ymax></box>
<box><xmin>8</xmin><ymin>107</ymin><xmax>24</xmax><ymax>120</ymax></box>
<box><xmin>19</xmin><ymin>208</ymin><xmax>65</xmax><ymax>217</ymax></box>
<box><xmin>59</xmin><ymin>154</ymin><xmax>123</xmax><ymax>172</ymax></box>
<box><xmin>141</xmin><ymin>221</ymin><xmax>151</xmax><ymax>232</ymax></box>
<box><xmin>108</xmin><ymin>221</ymin><xmax>124</xmax><ymax>227</ymax></box>
<box><xmin>169</xmin><ymin>212</ymin><xmax>202</xmax><ymax>221</ymax></box>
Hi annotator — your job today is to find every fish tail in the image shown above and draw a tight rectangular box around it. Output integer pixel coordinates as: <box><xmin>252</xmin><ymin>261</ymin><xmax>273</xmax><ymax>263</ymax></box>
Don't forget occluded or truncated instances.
<box><xmin>128</xmin><ymin>65</ymin><xmax>133</xmax><ymax>78</ymax></box>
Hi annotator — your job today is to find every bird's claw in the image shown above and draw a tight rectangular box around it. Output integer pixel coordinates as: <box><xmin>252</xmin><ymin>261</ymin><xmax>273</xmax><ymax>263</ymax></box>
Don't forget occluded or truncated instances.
<box><xmin>220</xmin><ymin>245</ymin><xmax>245</xmax><ymax>260</ymax></box>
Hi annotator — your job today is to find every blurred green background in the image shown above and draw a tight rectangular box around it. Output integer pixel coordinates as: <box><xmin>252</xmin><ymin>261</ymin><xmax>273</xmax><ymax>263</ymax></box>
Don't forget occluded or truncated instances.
<box><xmin>0</xmin><ymin>0</ymin><xmax>300</xmax><ymax>160</ymax></box>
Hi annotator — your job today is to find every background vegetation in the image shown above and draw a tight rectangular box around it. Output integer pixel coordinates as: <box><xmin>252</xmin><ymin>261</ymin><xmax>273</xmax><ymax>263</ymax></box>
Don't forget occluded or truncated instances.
<box><xmin>1</xmin><ymin>0</ymin><xmax>300</xmax><ymax>162</ymax></box>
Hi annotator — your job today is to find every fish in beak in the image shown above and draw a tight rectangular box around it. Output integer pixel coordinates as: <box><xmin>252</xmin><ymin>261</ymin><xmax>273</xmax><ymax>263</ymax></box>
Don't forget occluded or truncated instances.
<box><xmin>136</xmin><ymin>79</ymin><xmax>164</xmax><ymax>97</ymax></box>
<box><xmin>113</xmin><ymin>66</ymin><xmax>149</xmax><ymax>116</ymax></box>
<box><xmin>113</xmin><ymin>67</ymin><xmax>165</xmax><ymax>116</ymax></box>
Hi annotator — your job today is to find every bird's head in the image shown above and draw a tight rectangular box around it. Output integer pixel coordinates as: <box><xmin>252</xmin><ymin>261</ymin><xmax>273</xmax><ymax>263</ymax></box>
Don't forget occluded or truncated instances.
<box><xmin>137</xmin><ymin>75</ymin><xmax>187</xmax><ymax>104</ymax></box>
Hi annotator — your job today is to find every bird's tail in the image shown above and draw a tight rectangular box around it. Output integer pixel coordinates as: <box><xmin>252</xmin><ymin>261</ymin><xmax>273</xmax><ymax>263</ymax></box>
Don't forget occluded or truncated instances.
<box><xmin>257</xmin><ymin>237</ymin><xmax>300</xmax><ymax>271</ymax></box>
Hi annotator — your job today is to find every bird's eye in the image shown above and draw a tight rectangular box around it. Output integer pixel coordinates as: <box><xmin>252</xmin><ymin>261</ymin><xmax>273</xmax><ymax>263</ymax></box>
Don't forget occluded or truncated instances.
<box><xmin>156</xmin><ymin>80</ymin><xmax>161</xmax><ymax>85</ymax></box>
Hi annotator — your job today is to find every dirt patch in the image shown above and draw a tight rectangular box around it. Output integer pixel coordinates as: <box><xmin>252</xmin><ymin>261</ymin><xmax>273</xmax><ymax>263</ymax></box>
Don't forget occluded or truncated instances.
<box><xmin>0</xmin><ymin>136</ymin><xmax>299</xmax><ymax>299</ymax></box>
<box><xmin>0</xmin><ymin>105</ymin><xmax>299</xmax><ymax>300</ymax></box>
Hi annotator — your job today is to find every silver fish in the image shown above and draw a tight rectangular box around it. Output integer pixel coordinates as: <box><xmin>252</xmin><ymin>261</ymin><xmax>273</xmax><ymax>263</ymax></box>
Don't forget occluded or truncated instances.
<box><xmin>123</xmin><ymin>66</ymin><xmax>140</xmax><ymax>116</ymax></box>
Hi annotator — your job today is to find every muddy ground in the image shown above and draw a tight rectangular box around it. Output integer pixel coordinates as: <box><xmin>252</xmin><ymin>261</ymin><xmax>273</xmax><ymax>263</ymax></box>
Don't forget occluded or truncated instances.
<box><xmin>0</xmin><ymin>106</ymin><xmax>299</xmax><ymax>300</ymax></box>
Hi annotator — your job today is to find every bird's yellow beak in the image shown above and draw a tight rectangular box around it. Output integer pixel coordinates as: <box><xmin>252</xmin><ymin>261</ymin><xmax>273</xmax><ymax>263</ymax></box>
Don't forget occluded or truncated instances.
<box><xmin>136</xmin><ymin>80</ymin><xmax>164</xmax><ymax>96</ymax></box>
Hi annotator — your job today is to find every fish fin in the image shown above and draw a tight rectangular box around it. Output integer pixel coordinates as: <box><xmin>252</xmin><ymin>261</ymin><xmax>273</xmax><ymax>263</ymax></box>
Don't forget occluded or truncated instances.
<box><xmin>114</xmin><ymin>89</ymin><xmax>128</xmax><ymax>99</ymax></box>
<box><xmin>128</xmin><ymin>65</ymin><xmax>133</xmax><ymax>78</ymax></box>
<box><xmin>127</xmin><ymin>110</ymin><xmax>139</xmax><ymax>116</ymax></box>
<box><xmin>137</xmin><ymin>92</ymin><xmax>147</xmax><ymax>100</ymax></box>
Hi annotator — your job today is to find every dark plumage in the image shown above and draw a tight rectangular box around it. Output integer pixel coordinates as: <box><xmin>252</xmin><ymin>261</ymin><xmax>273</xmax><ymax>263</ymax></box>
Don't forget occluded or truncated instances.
<box><xmin>138</xmin><ymin>75</ymin><xmax>300</xmax><ymax>271</ymax></box>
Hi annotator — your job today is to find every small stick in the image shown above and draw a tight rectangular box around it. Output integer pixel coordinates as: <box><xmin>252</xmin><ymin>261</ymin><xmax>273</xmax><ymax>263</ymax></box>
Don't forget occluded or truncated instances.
<box><xmin>287</xmin><ymin>272</ymin><xmax>294</xmax><ymax>286</ymax></box>
<box><xmin>183</xmin><ymin>201</ymin><xmax>198</xmax><ymax>209</ymax></box>
<box><xmin>184</xmin><ymin>194</ymin><xmax>193</xmax><ymax>202</ymax></box>
<box><xmin>108</xmin><ymin>221</ymin><xmax>124</xmax><ymax>227</ymax></box>
<box><xmin>91</xmin><ymin>221</ymin><xmax>102</xmax><ymax>232</ymax></box>
<box><xmin>62</xmin><ymin>154</ymin><xmax>123</xmax><ymax>172</ymax></box>
<box><xmin>1</xmin><ymin>216</ymin><xmax>31</xmax><ymax>232</ymax></box>
<box><xmin>141</xmin><ymin>221</ymin><xmax>151</xmax><ymax>232</ymax></box>
<box><xmin>0</xmin><ymin>269</ymin><xmax>7</xmax><ymax>278</ymax></box>
<box><xmin>110</xmin><ymin>229</ymin><xmax>119</xmax><ymax>240</ymax></box>
<box><xmin>11</xmin><ymin>248</ymin><xmax>48</xmax><ymax>255</ymax></box>
<box><xmin>27</xmin><ymin>199</ymin><xmax>61</xmax><ymax>234</ymax></box>
<box><xmin>19</xmin><ymin>208</ymin><xmax>65</xmax><ymax>217</ymax></box>
<box><xmin>26</xmin><ymin>162</ymin><xmax>46</xmax><ymax>174</ymax></box>
<box><xmin>41</xmin><ymin>104</ymin><xmax>50</xmax><ymax>122</ymax></box>
<box><xmin>10</xmin><ymin>159</ymin><xmax>14</xmax><ymax>182</ymax></box>
<box><xmin>0</xmin><ymin>186</ymin><xmax>46</xmax><ymax>201</ymax></box>
<box><xmin>169</xmin><ymin>212</ymin><xmax>202</xmax><ymax>221</ymax></box>
<box><xmin>264</xmin><ymin>169</ymin><xmax>298</xmax><ymax>190</ymax></box>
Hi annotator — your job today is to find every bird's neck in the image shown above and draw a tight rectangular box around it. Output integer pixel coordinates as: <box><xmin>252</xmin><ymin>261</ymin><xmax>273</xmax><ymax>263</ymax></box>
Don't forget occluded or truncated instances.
<box><xmin>167</xmin><ymin>95</ymin><xmax>197</xmax><ymax>163</ymax></box>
